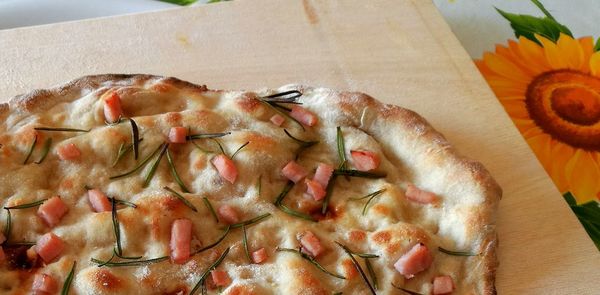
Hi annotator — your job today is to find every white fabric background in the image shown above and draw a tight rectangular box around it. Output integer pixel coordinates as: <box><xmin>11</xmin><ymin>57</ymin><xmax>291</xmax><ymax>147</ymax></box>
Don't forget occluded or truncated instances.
<box><xmin>0</xmin><ymin>0</ymin><xmax>597</xmax><ymax>58</ymax></box>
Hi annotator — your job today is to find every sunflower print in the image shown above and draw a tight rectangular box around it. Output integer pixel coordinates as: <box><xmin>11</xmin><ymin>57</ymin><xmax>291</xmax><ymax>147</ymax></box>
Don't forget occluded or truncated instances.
<box><xmin>475</xmin><ymin>33</ymin><xmax>600</xmax><ymax>203</ymax></box>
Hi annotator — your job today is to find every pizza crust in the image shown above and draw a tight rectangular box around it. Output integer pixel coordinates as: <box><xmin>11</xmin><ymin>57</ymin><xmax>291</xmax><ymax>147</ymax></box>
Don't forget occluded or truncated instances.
<box><xmin>0</xmin><ymin>74</ymin><xmax>501</xmax><ymax>294</ymax></box>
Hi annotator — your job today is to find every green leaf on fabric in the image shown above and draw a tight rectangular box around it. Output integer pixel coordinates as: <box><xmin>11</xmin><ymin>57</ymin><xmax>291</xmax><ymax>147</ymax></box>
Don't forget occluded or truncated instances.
<box><xmin>159</xmin><ymin>0</ymin><xmax>197</xmax><ymax>5</ymax></box>
<box><xmin>564</xmin><ymin>192</ymin><xmax>600</xmax><ymax>251</ymax></box>
<box><xmin>207</xmin><ymin>0</ymin><xmax>233</xmax><ymax>3</ymax></box>
<box><xmin>495</xmin><ymin>8</ymin><xmax>573</xmax><ymax>45</ymax></box>
<box><xmin>594</xmin><ymin>37</ymin><xmax>600</xmax><ymax>52</ymax></box>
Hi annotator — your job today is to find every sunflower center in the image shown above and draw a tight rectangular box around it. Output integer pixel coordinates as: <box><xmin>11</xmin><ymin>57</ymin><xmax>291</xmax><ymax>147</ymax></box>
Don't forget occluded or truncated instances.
<box><xmin>526</xmin><ymin>70</ymin><xmax>600</xmax><ymax>151</ymax></box>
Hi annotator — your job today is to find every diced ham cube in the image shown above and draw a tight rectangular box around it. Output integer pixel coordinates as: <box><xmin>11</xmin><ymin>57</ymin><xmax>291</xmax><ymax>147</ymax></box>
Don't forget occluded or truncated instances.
<box><xmin>57</xmin><ymin>143</ymin><xmax>81</xmax><ymax>161</ymax></box>
<box><xmin>37</xmin><ymin>196</ymin><xmax>69</xmax><ymax>227</ymax></box>
<box><xmin>211</xmin><ymin>270</ymin><xmax>231</xmax><ymax>287</ymax></box>
<box><xmin>299</xmin><ymin>231</ymin><xmax>324</xmax><ymax>257</ymax></box>
<box><xmin>393</xmin><ymin>243</ymin><xmax>433</xmax><ymax>279</ymax></box>
<box><xmin>103</xmin><ymin>92</ymin><xmax>123</xmax><ymax>124</ymax></box>
<box><xmin>88</xmin><ymin>189</ymin><xmax>111</xmax><ymax>212</ymax></box>
<box><xmin>170</xmin><ymin>218</ymin><xmax>193</xmax><ymax>264</ymax></box>
<box><xmin>313</xmin><ymin>163</ymin><xmax>334</xmax><ymax>188</ymax></box>
<box><xmin>27</xmin><ymin>246</ymin><xmax>38</xmax><ymax>262</ymax></box>
<box><xmin>305</xmin><ymin>179</ymin><xmax>326</xmax><ymax>201</ymax></box>
<box><xmin>35</xmin><ymin>232</ymin><xmax>65</xmax><ymax>263</ymax></box>
<box><xmin>433</xmin><ymin>275</ymin><xmax>455</xmax><ymax>295</ymax></box>
<box><xmin>405</xmin><ymin>183</ymin><xmax>438</xmax><ymax>204</ymax></box>
<box><xmin>270</xmin><ymin>114</ymin><xmax>285</xmax><ymax>126</ymax></box>
<box><xmin>282</xmin><ymin>160</ymin><xmax>308</xmax><ymax>183</ymax></box>
<box><xmin>211</xmin><ymin>154</ymin><xmax>238</xmax><ymax>184</ymax></box>
<box><xmin>290</xmin><ymin>106</ymin><xmax>318</xmax><ymax>127</ymax></box>
<box><xmin>168</xmin><ymin>127</ymin><xmax>188</xmax><ymax>144</ymax></box>
<box><xmin>32</xmin><ymin>273</ymin><xmax>58</xmax><ymax>294</ymax></box>
<box><xmin>217</xmin><ymin>205</ymin><xmax>240</xmax><ymax>224</ymax></box>
<box><xmin>251</xmin><ymin>248</ymin><xmax>268</xmax><ymax>264</ymax></box>
<box><xmin>350</xmin><ymin>150</ymin><xmax>380</xmax><ymax>171</ymax></box>
<box><xmin>0</xmin><ymin>231</ymin><xmax>5</xmax><ymax>244</ymax></box>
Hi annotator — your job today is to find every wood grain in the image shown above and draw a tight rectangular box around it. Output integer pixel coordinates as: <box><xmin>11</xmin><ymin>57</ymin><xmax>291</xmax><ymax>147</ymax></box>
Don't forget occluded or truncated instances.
<box><xmin>0</xmin><ymin>0</ymin><xmax>598</xmax><ymax>293</ymax></box>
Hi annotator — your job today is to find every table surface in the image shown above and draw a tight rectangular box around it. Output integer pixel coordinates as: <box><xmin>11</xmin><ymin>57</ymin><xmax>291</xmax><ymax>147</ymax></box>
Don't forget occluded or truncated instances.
<box><xmin>0</xmin><ymin>0</ymin><xmax>598</xmax><ymax>293</ymax></box>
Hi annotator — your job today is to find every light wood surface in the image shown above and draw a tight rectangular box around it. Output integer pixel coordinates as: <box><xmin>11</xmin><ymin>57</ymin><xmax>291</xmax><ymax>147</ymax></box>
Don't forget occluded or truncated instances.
<box><xmin>1</xmin><ymin>0</ymin><xmax>598</xmax><ymax>293</ymax></box>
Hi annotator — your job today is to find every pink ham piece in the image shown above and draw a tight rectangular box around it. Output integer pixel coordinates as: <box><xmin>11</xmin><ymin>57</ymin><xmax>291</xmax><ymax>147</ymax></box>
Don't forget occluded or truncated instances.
<box><xmin>211</xmin><ymin>154</ymin><xmax>238</xmax><ymax>184</ymax></box>
<box><xmin>350</xmin><ymin>150</ymin><xmax>380</xmax><ymax>171</ymax></box>
<box><xmin>168</xmin><ymin>127</ymin><xmax>187</xmax><ymax>144</ymax></box>
<box><xmin>32</xmin><ymin>273</ymin><xmax>58</xmax><ymax>294</ymax></box>
<box><xmin>88</xmin><ymin>189</ymin><xmax>111</xmax><ymax>212</ymax></box>
<box><xmin>300</xmin><ymin>231</ymin><xmax>324</xmax><ymax>257</ymax></box>
<box><xmin>433</xmin><ymin>275</ymin><xmax>455</xmax><ymax>295</ymax></box>
<box><xmin>313</xmin><ymin>163</ymin><xmax>334</xmax><ymax>188</ymax></box>
<box><xmin>270</xmin><ymin>114</ymin><xmax>285</xmax><ymax>126</ymax></box>
<box><xmin>37</xmin><ymin>196</ymin><xmax>68</xmax><ymax>227</ymax></box>
<box><xmin>35</xmin><ymin>232</ymin><xmax>65</xmax><ymax>263</ymax></box>
<box><xmin>290</xmin><ymin>105</ymin><xmax>318</xmax><ymax>127</ymax></box>
<box><xmin>405</xmin><ymin>183</ymin><xmax>438</xmax><ymax>204</ymax></box>
<box><xmin>251</xmin><ymin>248</ymin><xmax>268</xmax><ymax>264</ymax></box>
<box><xmin>218</xmin><ymin>205</ymin><xmax>240</xmax><ymax>224</ymax></box>
<box><xmin>282</xmin><ymin>160</ymin><xmax>308</xmax><ymax>183</ymax></box>
<box><xmin>305</xmin><ymin>179</ymin><xmax>326</xmax><ymax>201</ymax></box>
<box><xmin>57</xmin><ymin>143</ymin><xmax>81</xmax><ymax>161</ymax></box>
<box><xmin>211</xmin><ymin>270</ymin><xmax>231</xmax><ymax>287</ymax></box>
<box><xmin>103</xmin><ymin>92</ymin><xmax>123</xmax><ymax>124</ymax></box>
<box><xmin>170</xmin><ymin>218</ymin><xmax>193</xmax><ymax>264</ymax></box>
<box><xmin>393</xmin><ymin>243</ymin><xmax>433</xmax><ymax>279</ymax></box>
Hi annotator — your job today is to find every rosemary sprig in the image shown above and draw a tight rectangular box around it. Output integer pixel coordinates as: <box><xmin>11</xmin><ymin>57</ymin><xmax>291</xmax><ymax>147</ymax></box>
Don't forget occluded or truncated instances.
<box><xmin>23</xmin><ymin>134</ymin><xmax>38</xmax><ymax>164</ymax></box>
<box><xmin>212</xmin><ymin>139</ymin><xmax>226</xmax><ymax>156</ymax></box>
<box><xmin>438</xmin><ymin>246</ymin><xmax>479</xmax><ymax>256</ymax></box>
<box><xmin>365</xmin><ymin>258</ymin><xmax>378</xmax><ymax>290</ymax></box>
<box><xmin>143</xmin><ymin>143</ymin><xmax>169</xmax><ymax>187</ymax></box>
<box><xmin>129</xmin><ymin>119</ymin><xmax>140</xmax><ymax>160</ymax></box>
<box><xmin>283</xmin><ymin>129</ymin><xmax>319</xmax><ymax>147</ymax></box>
<box><xmin>230</xmin><ymin>213</ymin><xmax>272</xmax><ymax>229</ymax></box>
<box><xmin>4</xmin><ymin>198</ymin><xmax>47</xmax><ymax>210</ymax></box>
<box><xmin>113</xmin><ymin>247</ymin><xmax>142</xmax><ymax>260</ymax></box>
<box><xmin>166</xmin><ymin>149</ymin><xmax>190</xmax><ymax>193</ymax></box>
<box><xmin>353</xmin><ymin>253</ymin><xmax>380</xmax><ymax>259</ymax></box>
<box><xmin>5</xmin><ymin>241</ymin><xmax>36</xmax><ymax>246</ymax></box>
<box><xmin>391</xmin><ymin>283</ymin><xmax>424</xmax><ymax>295</ymax></box>
<box><xmin>274</xmin><ymin>181</ymin><xmax>294</xmax><ymax>205</ymax></box>
<box><xmin>163</xmin><ymin>186</ymin><xmax>197</xmax><ymax>212</ymax></box>
<box><xmin>2</xmin><ymin>209</ymin><xmax>10</xmax><ymax>245</ymax></box>
<box><xmin>333</xmin><ymin>169</ymin><xmax>387</xmax><ymax>179</ymax></box>
<box><xmin>262</xmin><ymin>90</ymin><xmax>303</xmax><ymax>102</ymax></box>
<box><xmin>91</xmin><ymin>256</ymin><xmax>169</xmax><ymax>267</ymax></box>
<box><xmin>111</xmin><ymin>198</ymin><xmax>123</xmax><ymax>256</ymax></box>
<box><xmin>191</xmin><ymin>140</ymin><xmax>214</xmax><ymax>154</ymax></box>
<box><xmin>186</xmin><ymin>132</ymin><xmax>231</xmax><ymax>140</ymax></box>
<box><xmin>202</xmin><ymin>197</ymin><xmax>219</xmax><ymax>223</ymax></box>
<box><xmin>111</xmin><ymin>198</ymin><xmax>137</xmax><ymax>208</ymax></box>
<box><xmin>336</xmin><ymin>242</ymin><xmax>375</xmax><ymax>294</ymax></box>
<box><xmin>350</xmin><ymin>189</ymin><xmax>387</xmax><ymax>216</ymax></box>
<box><xmin>61</xmin><ymin>261</ymin><xmax>76</xmax><ymax>295</ymax></box>
<box><xmin>336</xmin><ymin>126</ymin><xmax>347</xmax><ymax>170</ymax></box>
<box><xmin>256</xmin><ymin>175</ymin><xmax>262</xmax><ymax>196</ymax></box>
<box><xmin>111</xmin><ymin>138</ymin><xmax>145</xmax><ymax>167</ymax></box>
<box><xmin>34</xmin><ymin>127</ymin><xmax>90</xmax><ymax>132</ymax></box>
<box><xmin>242</xmin><ymin>225</ymin><xmax>251</xmax><ymax>263</ymax></box>
<box><xmin>258</xmin><ymin>99</ymin><xmax>305</xmax><ymax>131</ymax></box>
<box><xmin>274</xmin><ymin>181</ymin><xmax>316</xmax><ymax>222</ymax></box>
<box><xmin>34</xmin><ymin>137</ymin><xmax>52</xmax><ymax>164</ymax></box>
<box><xmin>230</xmin><ymin>141</ymin><xmax>250</xmax><ymax>160</ymax></box>
<box><xmin>190</xmin><ymin>247</ymin><xmax>231</xmax><ymax>295</ymax></box>
<box><xmin>110</xmin><ymin>142</ymin><xmax>164</xmax><ymax>179</ymax></box>
<box><xmin>276</xmin><ymin>247</ymin><xmax>346</xmax><ymax>279</ymax></box>
<box><xmin>194</xmin><ymin>226</ymin><xmax>230</xmax><ymax>254</ymax></box>
<box><xmin>321</xmin><ymin>175</ymin><xmax>338</xmax><ymax>214</ymax></box>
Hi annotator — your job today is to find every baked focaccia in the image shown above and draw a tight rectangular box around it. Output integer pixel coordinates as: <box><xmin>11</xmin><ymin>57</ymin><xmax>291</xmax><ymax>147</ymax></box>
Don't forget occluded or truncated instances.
<box><xmin>0</xmin><ymin>75</ymin><xmax>501</xmax><ymax>295</ymax></box>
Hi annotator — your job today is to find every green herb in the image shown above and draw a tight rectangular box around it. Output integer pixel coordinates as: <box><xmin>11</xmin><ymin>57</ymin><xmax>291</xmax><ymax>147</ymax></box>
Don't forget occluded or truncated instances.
<box><xmin>202</xmin><ymin>197</ymin><xmax>219</xmax><ymax>223</ymax></box>
<box><xmin>256</xmin><ymin>175</ymin><xmax>262</xmax><ymax>196</ymax></box>
<box><xmin>274</xmin><ymin>181</ymin><xmax>316</xmax><ymax>222</ymax></box>
<box><xmin>564</xmin><ymin>192</ymin><xmax>600</xmax><ymax>250</ymax></box>
<box><xmin>166</xmin><ymin>149</ymin><xmax>190</xmax><ymax>192</ymax></box>
<box><xmin>262</xmin><ymin>90</ymin><xmax>303</xmax><ymax>102</ymax></box>
<box><xmin>159</xmin><ymin>0</ymin><xmax>197</xmax><ymax>6</ymax></box>
<box><xmin>2</xmin><ymin>209</ymin><xmax>10</xmax><ymax>245</ymax></box>
<box><xmin>111</xmin><ymin>198</ymin><xmax>137</xmax><ymax>208</ymax></box>
<box><xmin>284</xmin><ymin>129</ymin><xmax>318</xmax><ymax>148</ymax></box>
<box><xmin>111</xmin><ymin>198</ymin><xmax>123</xmax><ymax>256</ymax></box>
<box><xmin>23</xmin><ymin>134</ymin><xmax>37</xmax><ymax>164</ymax></box>
<box><xmin>194</xmin><ymin>226</ymin><xmax>230</xmax><ymax>255</ymax></box>
<box><xmin>336</xmin><ymin>126</ymin><xmax>347</xmax><ymax>170</ymax></box>
<box><xmin>4</xmin><ymin>198</ymin><xmax>47</xmax><ymax>210</ymax></box>
<box><xmin>129</xmin><ymin>119</ymin><xmax>140</xmax><ymax>160</ymax></box>
<box><xmin>91</xmin><ymin>255</ymin><xmax>169</xmax><ymax>267</ymax></box>
<box><xmin>321</xmin><ymin>175</ymin><xmax>338</xmax><ymax>215</ymax></box>
<box><xmin>34</xmin><ymin>127</ymin><xmax>90</xmax><ymax>132</ymax></box>
<box><xmin>391</xmin><ymin>283</ymin><xmax>424</xmax><ymax>295</ymax></box>
<box><xmin>61</xmin><ymin>261</ymin><xmax>76</xmax><ymax>295</ymax></box>
<box><xmin>112</xmin><ymin>138</ymin><xmax>145</xmax><ymax>167</ymax></box>
<box><xmin>230</xmin><ymin>213</ymin><xmax>272</xmax><ymax>229</ymax></box>
<box><xmin>274</xmin><ymin>181</ymin><xmax>294</xmax><ymax>205</ymax></box>
<box><xmin>164</xmin><ymin>186</ymin><xmax>197</xmax><ymax>212</ymax></box>
<box><xmin>350</xmin><ymin>189</ymin><xmax>386</xmax><ymax>215</ymax></box>
<box><xmin>336</xmin><ymin>242</ymin><xmax>375</xmax><ymax>294</ymax></box>
<box><xmin>187</xmin><ymin>132</ymin><xmax>231</xmax><ymax>141</ymax></box>
<box><xmin>212</xmin><ymin>139</ymin><xmax>226</xmax><ymax>156</ymax></box>
<box><xmin>594</xmin><ymin>37</ymin><xmax>600</xmax><ymax>52</ymax></box>
<box><xmin>5</xmin><ymin>241</ymin><xmax>36</xmax><ymax>246</ymax></box>
<box><xmin>438</xmin><ymin>246</ymin><xmax>479</xmax><ymax>256</ymax></box>
<box><xmin>333</xmin><ymin>169</ymin><xmax>386</xmax><ymax>179</ymax></box>
<box><xmin>230</xmin><ymin>141</ymin><xmax>250</xmax><ymax>160</ymax></box>
<box><xmin>110</xmin><ymin>142</ymin><xmax>164</xmax><ymax>179</ymax></box>
<box><xmin>258</xmin><ymin>99</ymin><xmax>305</xmax><ymax>131</ymax></box>
<box><xmin>191</xmin><ymin>140</ymin><xmax>214</xmax><ymax>154</ymax></box>
<box><xmin>34</xmin><ymin>137</ymin><xmax>52</xmax><ymax>164</ymax></box>
<box><xmin>353</xmin><ymin>253</ymin><xmax>380</xmax><ymax>259</ymax></box>
<box><xmin>365</xmin><ymin>258</ymin><xmax>378</xmax><ymax>290</ymax></box>
<box><xmin>190</xmin><ymin>247</ymin><xmax>231</xmax><ymax>295</ymax></box>
<box><xmin>276</xmin><ymin>247</ymin><xmax>346</xmax><ymax>279</ymax></box>
<box><xmin>143</xmin><ymin>143</ymin><xmax>169</xmax><ymax>187</ymax></box>
<box><xmin>113</xmin><ymin>247</ymin><xmax>142</xmax><ymax>260</ymax></box>
<box><xmin>242</xmin><ymin>225</ymin><xmax>251</xmax><ymax>263</ymax></box>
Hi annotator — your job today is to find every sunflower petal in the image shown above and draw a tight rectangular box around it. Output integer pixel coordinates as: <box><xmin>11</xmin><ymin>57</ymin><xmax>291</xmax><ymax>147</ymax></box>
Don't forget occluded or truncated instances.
<box><xmin>517</xmin><ymin>36</ymin><xmax>551</xmax><ymax>72</ymax></box>
<box><xmin>578</xmin><ymin>36</ymin><xmax>595</xmax><ymax>73</ymax></box>
<box><xmin>483</xmin><ymin>52</ymin><xmax>530</xmax><ymax>82</ymax></box>
<box><xmin>526</xmin><ymin>134</ymin><xmax>553</xmax><ymax>173</ymax></box>
<box><xmin>536</xmin><ymin>34</ymin><xmax>569</xmax><ymax>70</ymax></box>
<box><xmin>565</xmin><ymin>149</ymin><xmax>600</xmax><ymax>203</ymax></box>
<box><xmin>521</xmin><ymin>126</ymin><xmax>545</xmax><ymax>139</ymax></box>
<box><xmin>555</xmin><ymin>33</ymin><xmax>584</xmax><ymax>70</ymax></box>
<box><xmin>549</xmin><ymin>140</ymin><xmax>575</xmax><ymax>194</ymax></box>
<box><xmin>501</xmin><ymin>100</ymin><xmax>529</xmax><ymax>119</ymax></box>
<box><xmin>590</xmin><ymin>52</ymin><xmax>600</xmax><ymax>77</ymax></box>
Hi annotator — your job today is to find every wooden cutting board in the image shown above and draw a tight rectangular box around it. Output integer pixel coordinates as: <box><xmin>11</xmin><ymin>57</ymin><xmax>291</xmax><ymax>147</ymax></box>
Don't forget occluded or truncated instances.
<box><xmin>0</xmin><ymin>0</ymin><xmax>598</xmax><ymax>293</ymax></box>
